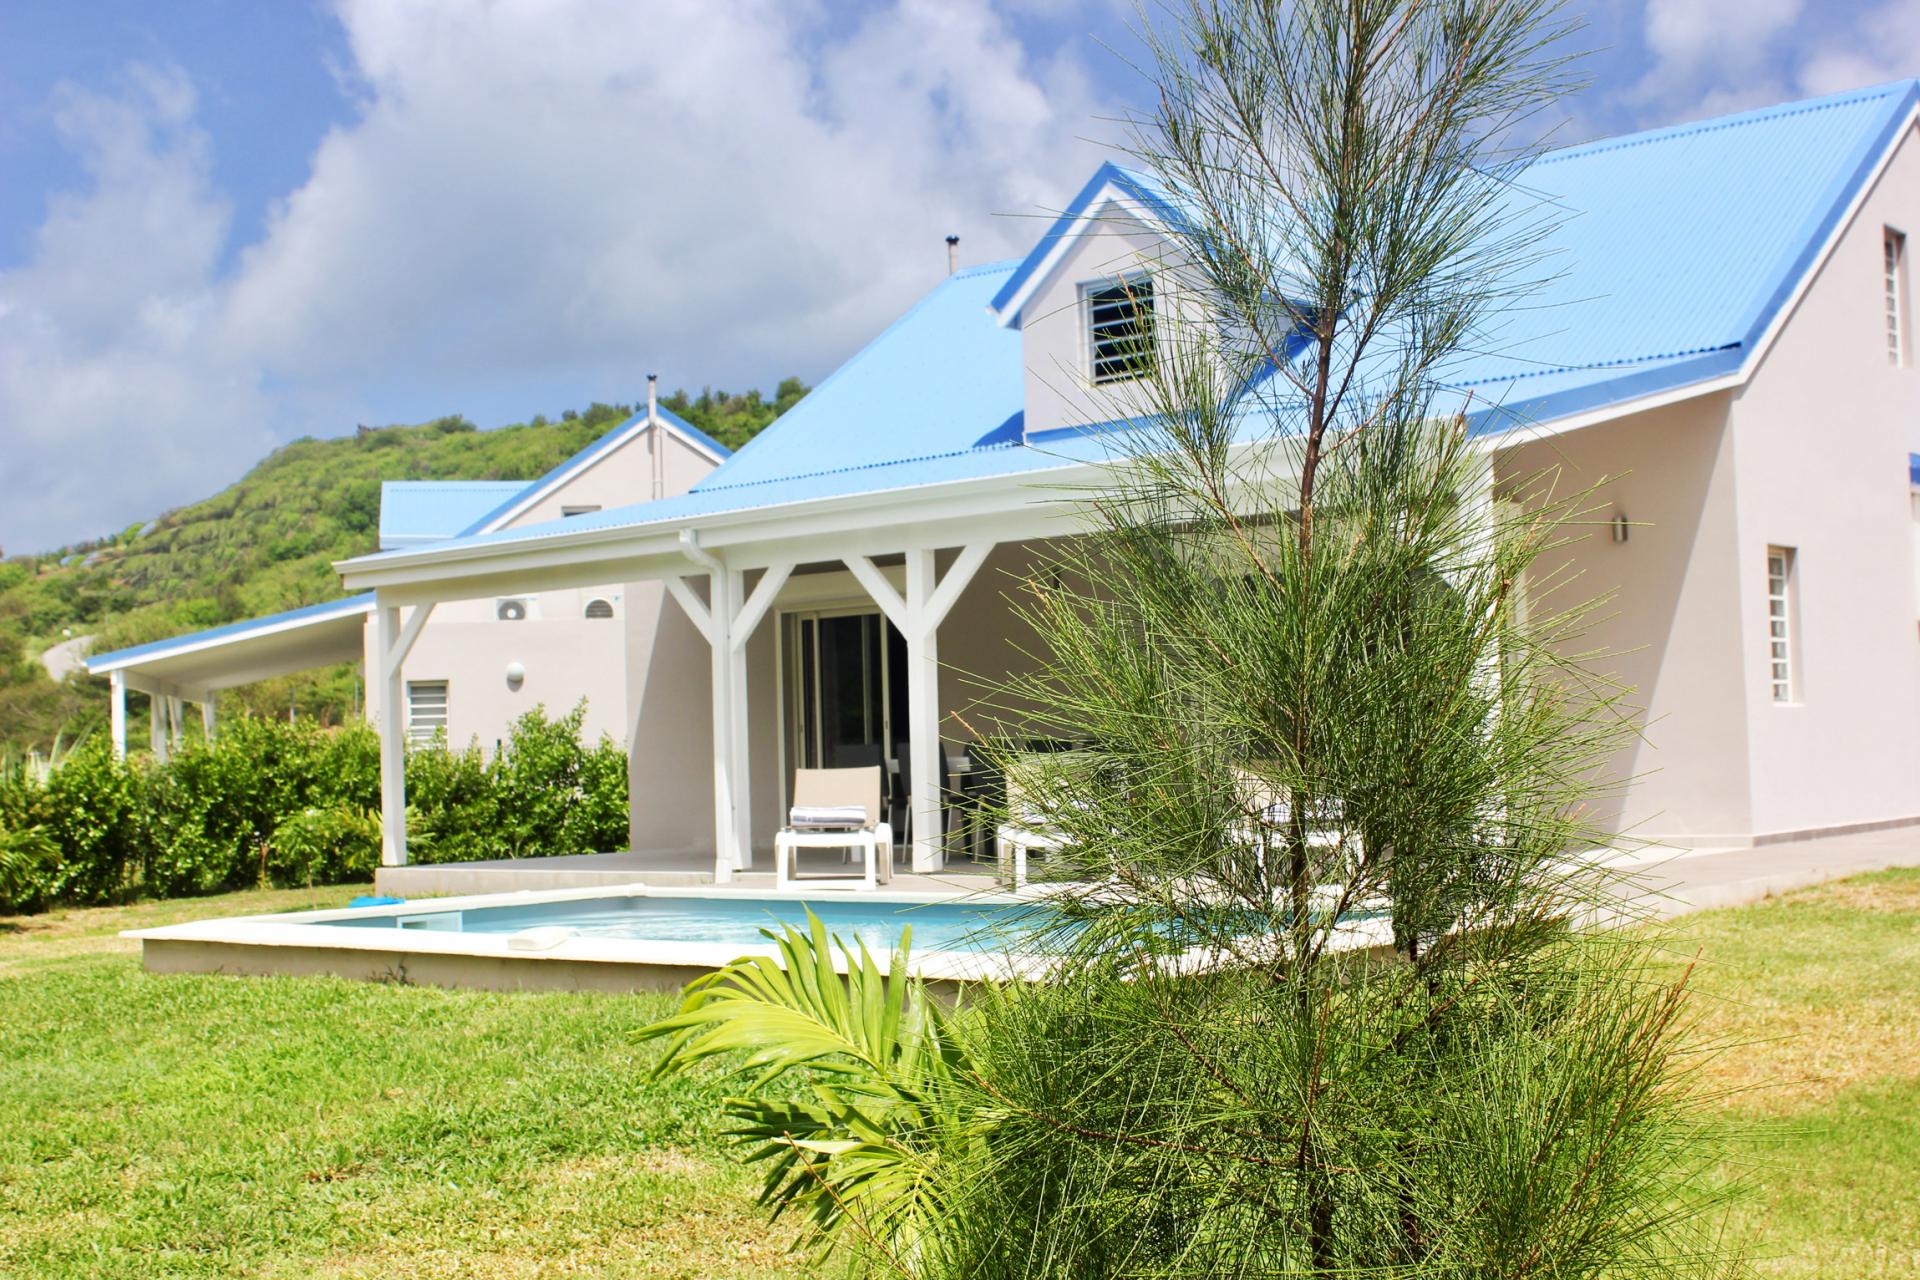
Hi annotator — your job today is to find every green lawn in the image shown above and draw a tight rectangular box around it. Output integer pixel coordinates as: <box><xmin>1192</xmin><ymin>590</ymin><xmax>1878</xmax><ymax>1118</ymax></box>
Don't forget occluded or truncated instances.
<box><xmin>0</xmin><ymin>889</ymin><xmax>795</xmax><ymax>1278</ymax></box>
<box><xmin>0</xmin><ymin>873</ymin><xmax>1916</xmax><ymax>1277</ymax></box>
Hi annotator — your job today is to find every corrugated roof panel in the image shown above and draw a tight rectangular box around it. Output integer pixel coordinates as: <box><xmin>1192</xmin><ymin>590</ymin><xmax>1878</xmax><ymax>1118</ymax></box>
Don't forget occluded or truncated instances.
<box><xmin>342</xmin><ymin>80</ymin><xmax>1917</xmax><ymax>571</ymax></box>
<box><xmin>86</xmin><ymin>593</ymin><xmax>378</xmax><ymax>672</ymax></box>
<box><xmin>695</xmin><ymin>261</ymin><xmax>1025</xmax><ymax>491</ymax></box>
<box><xmin>456</xmin><ymin>405</ymin><xmax>730</xmax><ymax>536</ymax></box>
<box><xmin>1466</xmin><ymin>80</ymin><xmax>1914</xmax><ymax>378</ymax></box>
<box><xmin>379</xmin><ymin>482</ymin><xmax>528</xmax><ymax>549</ymax></box>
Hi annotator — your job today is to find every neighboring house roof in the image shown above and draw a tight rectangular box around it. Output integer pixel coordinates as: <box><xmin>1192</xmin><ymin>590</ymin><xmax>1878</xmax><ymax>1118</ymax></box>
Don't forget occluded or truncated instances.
<box><xmin>85</xmin><ymin>403</ymin><xmax>732</xmax><ymax>682</ymax></box>
<box><xmin>380</xmin><ymin>482</ymin><xmax>527</xmax><ymax>550</ymax></box>
<box><xmin>459</xmin><ymin>404</ymin><xmax>732</xmax><ymax>535</ymax></box>
<box><xmin>85</xmin><ymin>594</ymin><xmax>377</xmax><ymax>692</ymax></box>
<box><xmin>340</xmin><ymin>79</ymin><xmax>1919</xmax><ymax>579</ymax></box>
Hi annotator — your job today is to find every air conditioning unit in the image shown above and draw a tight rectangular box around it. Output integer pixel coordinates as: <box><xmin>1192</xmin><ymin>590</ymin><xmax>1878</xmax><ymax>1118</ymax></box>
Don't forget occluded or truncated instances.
<box><xmin>496</xmin><ymin>597</ymin><xmax>532</xmax><ymax>622</ymax></box>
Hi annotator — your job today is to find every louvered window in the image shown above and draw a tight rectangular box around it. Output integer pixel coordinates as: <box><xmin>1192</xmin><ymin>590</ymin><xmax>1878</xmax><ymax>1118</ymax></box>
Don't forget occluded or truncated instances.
<box><xmin>1886</xmin><ymin>229</ymin><xmax>1907</xmax><ymax>366</ymax></box>
<box><xmin>1085</xmin><ymin>277</ymin><xmax>1155</xmax><ymax>384</ymax></box>
<box><xmin>407</xmin><ymin>680</ymin><xmax>449</xmax><ymax>745</ymax></box>
<box><xmin>1765</xmin><ymin>548</ymin><xmax>1795</xmax><ymax>703</ymax></box>
<box><xmin>584</xmin><ymin>597</ymin><xmax>616</xmax><ymax>619</ymax></box>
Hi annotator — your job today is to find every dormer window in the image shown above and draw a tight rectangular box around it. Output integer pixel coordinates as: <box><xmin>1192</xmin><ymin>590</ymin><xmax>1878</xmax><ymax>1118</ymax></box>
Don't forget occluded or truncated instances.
<box><xmin>1085</xmin><ymin>276</ymin><xmax>1155</xmax><ymax>384</ymax></box>
<box><xmin>1885</xmin><ymin>228</ymin><xmax>1907</xmax><ymax>366</ymax></box>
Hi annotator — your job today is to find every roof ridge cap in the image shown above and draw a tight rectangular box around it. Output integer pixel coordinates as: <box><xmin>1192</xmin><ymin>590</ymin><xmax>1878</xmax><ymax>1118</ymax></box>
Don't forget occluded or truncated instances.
<box><xmin>1536</xmin><ymin>81</ymin><xmax>1911</xmax><ymax>167</ymax></box>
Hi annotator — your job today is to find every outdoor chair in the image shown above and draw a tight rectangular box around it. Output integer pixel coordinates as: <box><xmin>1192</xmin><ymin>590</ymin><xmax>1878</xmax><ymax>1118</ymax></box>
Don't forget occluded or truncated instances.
<box><xmin>1229</xmin><ymin>764</ymin><xmax>1362</xmax><ymax>895</ymax></box>
<box><xmin>775</xmin><ymin>766</ymin><xmax>892</xmax><ymax>891</ymax></box>
<box><xmin>994</xmin><ymin>753</ymin><xmax>1087</xmax><ymax>890</ymax></box>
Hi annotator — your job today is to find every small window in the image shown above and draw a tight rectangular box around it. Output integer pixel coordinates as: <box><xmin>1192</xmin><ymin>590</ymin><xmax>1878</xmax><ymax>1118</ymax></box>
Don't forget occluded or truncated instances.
<box><xmin>561</xmin><ymin>504</ymin><xmax>601</xmax><ymax>518</ymax></box>
<box><xmin>584</xmin><ymin>597</ymin><xmax>616</xmax><ymax>620</ymax></box>
<box><xmin>1085</xmin><ymin>277</ymin><xmax>1155</xmax><ymax>384</ymax></box>
<box><xmin>1765</xmin><ymin>547</ymin><xmax>1796</xmax><ymax>703</ymax></box>
<box><xmin>406</xmin><ymin>680</ymin><xmax>449</xmax><ymax>745</ymax></box>
<box><xmin>1886</xmin><ymin>229</ymin><xmax>1907</xmax><ymax>366</ymax></box>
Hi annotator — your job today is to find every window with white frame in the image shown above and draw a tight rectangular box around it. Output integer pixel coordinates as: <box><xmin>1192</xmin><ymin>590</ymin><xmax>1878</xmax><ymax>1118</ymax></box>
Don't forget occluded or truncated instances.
<box><xmin>1885</xmin><ymin>228</ymin><xmax>1907</xmax><ymax>366</ymax></box>
<box><xmin>1765</xmin><ymin>547</ymin><xmax>1795</xmax><ymax>703</ymax></box>
<box><xmin>1084</xmin><ymin>276</ymin><xmax>1155</xmax><ymax>384</ymax></box>
<box><xmin>406</xmin><ymin>680</ymin><xmax>449</xmax><ymax>745</ymax></box>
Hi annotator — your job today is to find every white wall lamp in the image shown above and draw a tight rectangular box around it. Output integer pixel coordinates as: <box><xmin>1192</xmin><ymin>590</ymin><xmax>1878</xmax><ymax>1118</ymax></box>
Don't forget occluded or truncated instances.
<box><xmin>505</xmin><ymin>661</ymin><xmax>525</xmax><ymax>691</ymax></box>
<box><xmin>1610</xmin><ymin>512</ymin><xmax>1630</xmax><ymax>544</ymax></box>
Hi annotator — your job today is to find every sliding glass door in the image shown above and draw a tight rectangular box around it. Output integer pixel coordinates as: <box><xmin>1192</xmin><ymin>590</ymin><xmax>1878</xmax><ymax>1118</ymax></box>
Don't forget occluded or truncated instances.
<box><xmin>785</xmin><ymin>609</ymin><xmax>908</xmax><ymax>772</ymax></box>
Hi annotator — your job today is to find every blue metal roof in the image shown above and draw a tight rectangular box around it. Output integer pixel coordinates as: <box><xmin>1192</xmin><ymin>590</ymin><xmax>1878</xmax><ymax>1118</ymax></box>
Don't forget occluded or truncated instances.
<box><xmin>694</xmin><ymin>262</ymin><xmax>1026</xmax><ymax>491</ymax></box>
<box><xmin>346</xmin><ymin>80</ymin><xmax>1919</xmax><ymax>568</ymax></box>
<box><xmin>457</xmin><ymin>405</ymin><xmax>731</xmax><ymax>536</ymax></box>
<box><xmin>380</xmin><ymin>482</ymin><xmax>527</xmax><ymax>549</ymax></box>
<box><xmin>86</xmin><ymin>593</ymin><xmax>377</xmax><ymax>672</ymax></box>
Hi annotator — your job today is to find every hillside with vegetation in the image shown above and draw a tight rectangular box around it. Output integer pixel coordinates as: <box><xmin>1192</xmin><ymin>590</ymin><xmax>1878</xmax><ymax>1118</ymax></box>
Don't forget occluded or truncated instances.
<box><xmin>0</xmin><ymin>381</ymin><xmax>806</xmax><ymax>756</ymax></box>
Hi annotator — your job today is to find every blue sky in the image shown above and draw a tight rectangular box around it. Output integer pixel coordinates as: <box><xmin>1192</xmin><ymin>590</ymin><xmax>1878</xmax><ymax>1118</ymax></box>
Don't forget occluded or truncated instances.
<box><xmin>0</xmin><ymin>0</ymin><xmax>1912</xmax><ymax>554</ymax></box>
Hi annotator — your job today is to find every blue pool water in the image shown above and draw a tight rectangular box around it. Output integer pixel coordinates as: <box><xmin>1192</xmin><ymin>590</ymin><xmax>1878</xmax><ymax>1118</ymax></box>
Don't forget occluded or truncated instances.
<box><xmin>320</xmin><ymin>894</ymin><xmax>1055</xmax><ymax>955</ymax></box>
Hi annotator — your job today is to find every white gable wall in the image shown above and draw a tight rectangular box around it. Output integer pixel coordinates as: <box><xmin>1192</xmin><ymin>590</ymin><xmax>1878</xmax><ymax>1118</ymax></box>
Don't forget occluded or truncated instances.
<box><xmin>1725</xmin><ymin>119</ymin><xmax>1920</xmax><ymax>839</ymax></box>
<box><xmin>365</xmin><ymin>423</ymin><xmax>722</xmax><ymax>773</ymax></box>
<box><xmin>1018</xmin><ymin>205</ymin><xmax>1182</xmax><ymax>438</ymax></box>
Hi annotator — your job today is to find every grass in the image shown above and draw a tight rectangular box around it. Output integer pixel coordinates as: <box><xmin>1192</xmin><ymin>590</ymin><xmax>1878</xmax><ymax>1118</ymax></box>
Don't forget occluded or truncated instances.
<box><xmin>1</xmin><ymin>873</ymin><xmax>1916</xmax><ymax>1276</ymax></box>
<box><xmin>1671</xmin><ymin>868</ymin><xmax>1920</xmax><ymax>1278</ymax></box>
<box><xmin>0</xmin><ymin>889</ymin><xmax>796</xmax><ymax>1278</ymax></box>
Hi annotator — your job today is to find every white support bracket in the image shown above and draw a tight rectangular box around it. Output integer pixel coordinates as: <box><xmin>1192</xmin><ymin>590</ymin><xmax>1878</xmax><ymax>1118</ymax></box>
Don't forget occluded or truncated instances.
<box><xmin>845</xmin><ymin>556</ymin><xmax>909</xmax><ymax>634</ymax></box>
<box><xmin>663</xmin><ymin>575</ymin><xmax>715</xmax><ymax>644</ymax></box>
<box><xmin>381</xmin><ymin>602</ymin><xmax>436</xmax><ymax>684</ymax></box>
<box><xmin>920</xmin><ymin>542</ymin><xmax>994</xmax><ymax>633</ymax></box>
<box><xmin>729</xmin><ymin>562</ymin><xmax>794</xmax><ymax>654</ymax></box>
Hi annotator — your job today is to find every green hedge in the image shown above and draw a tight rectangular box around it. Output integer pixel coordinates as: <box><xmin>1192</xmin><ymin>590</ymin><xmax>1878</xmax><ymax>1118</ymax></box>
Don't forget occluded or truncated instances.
<box><xmin>0</xmin><ymin>703</ymin><xmax>627</xmax><ymax>913</ymax></box>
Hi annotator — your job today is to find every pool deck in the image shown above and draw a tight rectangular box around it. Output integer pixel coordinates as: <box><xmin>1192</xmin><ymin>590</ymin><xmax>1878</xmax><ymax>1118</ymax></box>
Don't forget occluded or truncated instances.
<box><xmin>375</xmin><ymin>848</ymin><xmax>1003</xmax><ymax>898</ymax></box>
<box><xmin>130</xmin><ymin>826</ymin><xmax>1920</xmax><ymax>994</ymax></box>
<box><xmin>375</xmin><ymin>823</ymin><xmax>1920</xmax><ymax>915</ymax></box>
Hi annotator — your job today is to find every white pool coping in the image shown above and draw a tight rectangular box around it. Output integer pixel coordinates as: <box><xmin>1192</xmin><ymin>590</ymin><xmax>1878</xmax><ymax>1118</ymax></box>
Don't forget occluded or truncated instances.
<box><xmin>124</xmin><ymin>881</ymin><xmax>1067</xmax><ymax>985</ymax></box>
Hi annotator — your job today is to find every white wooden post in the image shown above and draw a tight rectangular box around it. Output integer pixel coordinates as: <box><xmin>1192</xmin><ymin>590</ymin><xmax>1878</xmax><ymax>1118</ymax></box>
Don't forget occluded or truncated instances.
<box><xmin>371</xmin><ymin>600</ymin><xmax>435</xmax><ymax>867</ymax></box>
<box><xmin>724</xmin><ymin>562</ymin><xmax>793</xmax><ymax>873</ymax></box>
<box><xmin>904</xmin><ymin>549</ymin><xmax>943</xmax><ymax>872</ymax></box>
<box><xmin>167</xmin><ymin>697</ymin><xmax>186</xmax><ymax>752</ymax></box>
<box><xmin>109</xmin><ymin>672</ymin><xmax>127</xmax><ymax>761</ymax></box>
<box><xmin>708</xmin><ymin>570</ymin><xmax>738</xmax><ymax>880</ymax></box>
<box><xmin>149</xmin><ymin>688</ymin><xmax>168</xmax><ymax>762</ymax></box>
<box><xmin>376</xmin><ymin>604</ymin><xmax>408</xmax><ymax>867</ymax></box>
<box><xmin>664</xmin><ymin>571</ymin><xmax>734</xmax><ymax>881</ymax></box>
<box><xmin>201</xmin><ymin>695</ymin><xmax>217</xmax><ymax>743</ymax></box>
<box><xmin>895</xmin><ymin>541</ymin><xmax>995</xmax><ymax>874</ymax></box>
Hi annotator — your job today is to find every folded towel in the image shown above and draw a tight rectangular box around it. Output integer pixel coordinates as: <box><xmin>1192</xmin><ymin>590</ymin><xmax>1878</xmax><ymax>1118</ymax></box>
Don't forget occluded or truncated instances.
<box><xmin>789</xmin><ymin>804</ymin><xmax>870</xmax><ymax>830</ymax></box>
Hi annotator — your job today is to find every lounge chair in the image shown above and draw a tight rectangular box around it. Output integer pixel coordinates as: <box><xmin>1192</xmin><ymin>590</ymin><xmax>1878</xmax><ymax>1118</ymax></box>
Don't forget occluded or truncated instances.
<box><xmin>775</xmin><ymin>766</ymin><xmax>892</xmax><ymax>891</ymax></box>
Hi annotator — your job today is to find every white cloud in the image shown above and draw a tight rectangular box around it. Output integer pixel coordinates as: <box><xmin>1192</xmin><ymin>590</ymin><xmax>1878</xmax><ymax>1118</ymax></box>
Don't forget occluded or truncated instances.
<box><xmin>1629</xmin><ymin>0</ymin><xmax>1917</xmax><ymax>128</ymax></box>
<box><xmin>0</xmin><ymin>0</ymin><xmax>1119</xmax><ymax>554</ymax></box>
<box><xmin>0</xmin><ymin>64</ymin><xmax>274</xmax><ymax>556</ymax></box>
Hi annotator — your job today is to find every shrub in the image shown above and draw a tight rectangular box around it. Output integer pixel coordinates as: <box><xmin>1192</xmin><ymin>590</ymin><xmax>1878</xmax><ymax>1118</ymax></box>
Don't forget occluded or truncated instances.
<box><xmin>267</xmin><ymin>805</ymin><xmax>381</xmax><ymax>887</ymax></box>
<box><xmin>2</xmin><ymin>704</ymin><xmax>624</xmax><ymax>912</ymax></box>
<box><xmin>37</xmin><ymin>739</ymin><xmax>144</xmax><ymax>905</ymax></box>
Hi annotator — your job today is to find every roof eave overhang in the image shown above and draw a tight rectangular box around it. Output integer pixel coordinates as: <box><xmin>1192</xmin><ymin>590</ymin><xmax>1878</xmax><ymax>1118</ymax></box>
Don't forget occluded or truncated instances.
<box><xmin>989</xmin><ymin>169</ymin><xmax>1180</xmax><ymax>330</ymax></box>
<box><xmin>335</xmin><ymin>460</ymin><xmax>1096</xmax><ymax>602</ymax></box>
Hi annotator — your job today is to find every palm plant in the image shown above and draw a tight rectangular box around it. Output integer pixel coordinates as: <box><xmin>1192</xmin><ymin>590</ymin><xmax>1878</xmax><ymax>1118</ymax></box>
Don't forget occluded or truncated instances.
<box><xmin>638</xmin><ymin>913</ymin><xmax>975</xmax><ymax>1271</ymax></box>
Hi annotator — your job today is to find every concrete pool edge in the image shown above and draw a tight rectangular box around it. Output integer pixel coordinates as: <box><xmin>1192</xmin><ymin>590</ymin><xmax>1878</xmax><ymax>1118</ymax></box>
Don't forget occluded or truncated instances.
<box><xmin>124</xmin><ymin>882</ymin><xmax>1062</xmax><ymax>992</ymax></box>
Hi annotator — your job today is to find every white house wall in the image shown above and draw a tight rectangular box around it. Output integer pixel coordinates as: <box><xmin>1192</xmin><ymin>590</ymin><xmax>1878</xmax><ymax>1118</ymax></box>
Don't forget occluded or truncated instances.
<box><xmin>1500</xmin><ymin>397</ymin><xmax>1756</xmax><ymax>845</ymax></box>
<box><xmin>365</xmin><ymin>423</ymin><xmax>721</xmax><ymax>773</ymax></box>
<box><xmin>1724</xmin><ymin>119</ymin><xmax>1920</xmax><ymax>839</ymax></box>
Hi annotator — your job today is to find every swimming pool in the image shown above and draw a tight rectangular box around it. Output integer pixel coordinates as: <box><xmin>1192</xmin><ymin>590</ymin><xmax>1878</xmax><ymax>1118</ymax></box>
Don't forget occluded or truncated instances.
<box><xmin>317</xmin><ymin>892</ymin><xmax>1053</xmax><ymax>956</ymax></box>
<box><xmin>123</xmin><ymin>884</ymin><xmax>1069</xmax><ymax>993</ymax></box>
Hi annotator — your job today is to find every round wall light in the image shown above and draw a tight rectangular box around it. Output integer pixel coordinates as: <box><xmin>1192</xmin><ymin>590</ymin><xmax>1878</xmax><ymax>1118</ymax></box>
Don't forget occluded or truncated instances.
<box><xmin>505</xmin><ymin>661</ymin><xmax>525</xmax><ymax>690</ymax></box>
